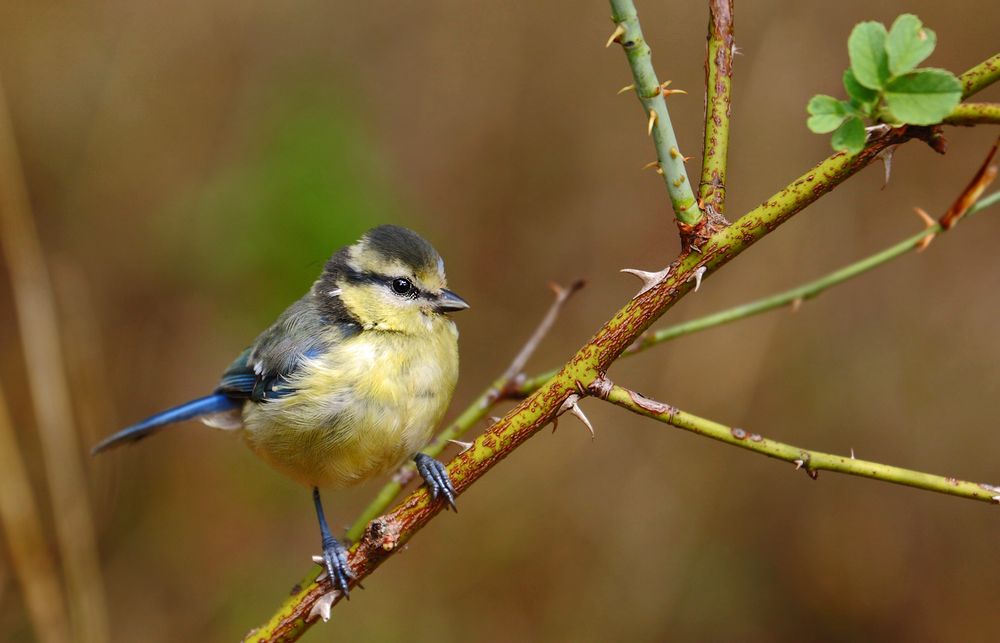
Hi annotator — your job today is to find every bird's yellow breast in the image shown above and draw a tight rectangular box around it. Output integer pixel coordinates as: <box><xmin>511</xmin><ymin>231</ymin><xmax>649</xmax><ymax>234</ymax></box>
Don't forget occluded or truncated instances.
<box><xmin>241</xmin><ymin>320</ymin><xmax>459</xmax><ymax>489</ymax></box>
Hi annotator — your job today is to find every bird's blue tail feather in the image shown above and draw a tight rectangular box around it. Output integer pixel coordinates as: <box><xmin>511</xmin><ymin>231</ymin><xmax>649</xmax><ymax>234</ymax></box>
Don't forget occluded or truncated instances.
<box><xmin>91</xmin><ymin>393</ymin><xmax>241</xmax><ymax>455</ymax></box>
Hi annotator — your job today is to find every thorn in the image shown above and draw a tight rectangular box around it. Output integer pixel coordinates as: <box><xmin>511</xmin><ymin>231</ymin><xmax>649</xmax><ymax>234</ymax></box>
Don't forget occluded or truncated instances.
<box><xmin>308</xmin><ymin>590</ymin><xmax>338</xmax><ymax>623</ymax></box>
<box><xmin>731</xmin><ymin>44</ymin><xmax>742</xmax><ymax>56</ymax></box>
<box><xmin>878</xmin><ymin>145</ymin><xmax>896</xmax><ymax>189</ymax></box>
<box><xmin>865</xmin><ymin>123</ymin><xmax>891</xmax><ymax>142</ymax></box>
<box><xmin>642</xmin><ymin>160</ymin><xmax>660</xmax><ymax>171</ymax></box>
<box><xmin>794</xmin><ymin>459</ymin><xmax>804</xmax><ymax>470</ymax></box>
<box><xmin>448</xmin><ymin>439</ymin><xmax>474</xmax><ymax>454</ymax></box>
<box><xmin>558</xmin><ymin>394</ymin><xmax>595</xmax><ymax>439</ymax></box>
<box><xmin>913</xmin><ymin>207</ymin><xmax>937</xmax><ymax>252</ymax></box>
<box><xmin>620</xmin><ymin>266</ymin><xmax>670</xmax><ymax>297</ymax></box>
<box><xmin>570</xmin><ymin>402</ymin><xmax>595</xmax><ymax>439</ymax></box>
<box><xmin>790</xmin><ymin>297</ymin><xmax>803</xmax><ymax>313</ymax></box>
<box><xmin>850</xmin><ymin>447</ymin><xmax>856</xmax><ymax>460</ymax></box>
<box><xmin>312</xmin><ymin>555</ymin><xmax>325</xmax><ymax>565</ymax></box>
<box><xmin>488</xmin><ymin>416</ymin><xmax>502</xmax><ymax>424</ymax></box>
<box><xmin>689</xmin><ymin>266</ymin><xmax>706</xmax><ymax>292</ymax></box>
<box><xmin>660</xmin><ymin>80</ymin><xmax>687</xmax><ymax>97</ymax></box>
<box><xmin>550</xmin><ymin>416</ymin><xmax>558</xmax><ymax>433</ymax></box>
<box><xmin>605</xmin><ymin>24</ymin><xmax>625</xmax><ymax>48</ymax></box>
<box><xmin>647</xmin><ymin>109</ymin><xmax>658</xmax><ymax>135</ymax></box>
<box><xmin>682</xmin><ymin>154</ymin><xmax>692</xmax><ymax>163</ymax></box>
<box><xmin>617</xmin><ymin>83</ymin><xmax>635</xmax><ymax>95</ymax></box>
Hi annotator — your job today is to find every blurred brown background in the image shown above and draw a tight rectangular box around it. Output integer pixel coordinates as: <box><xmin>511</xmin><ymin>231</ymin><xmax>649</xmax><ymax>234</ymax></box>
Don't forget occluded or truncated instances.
<box><xmin>0</xmin><ymin>1</ymin><xmax>998</xmax><ymax>641</ymax></box>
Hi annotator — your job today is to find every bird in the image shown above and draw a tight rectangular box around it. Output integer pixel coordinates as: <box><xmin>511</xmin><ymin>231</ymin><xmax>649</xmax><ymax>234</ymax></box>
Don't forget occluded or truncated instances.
<box><xmin>92</xmin><ymin>224</ymin><xmax>469</xmax><ymax>596</ymax></box>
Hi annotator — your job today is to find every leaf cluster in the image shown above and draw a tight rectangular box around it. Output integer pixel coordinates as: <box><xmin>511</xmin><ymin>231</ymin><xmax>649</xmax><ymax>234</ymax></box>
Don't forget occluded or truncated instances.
<box><xmin>807</xmin><ymin>14</ymin><xmax>962</xmax><ymax>154</ymax></box>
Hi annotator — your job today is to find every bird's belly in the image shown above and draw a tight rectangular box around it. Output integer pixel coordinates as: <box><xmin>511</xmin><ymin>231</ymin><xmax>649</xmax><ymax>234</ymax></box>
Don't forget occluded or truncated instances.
<box><xmin>241</xmin><ymin>334</ymin><xmax>457</xmax><ymax>489</ymax></box>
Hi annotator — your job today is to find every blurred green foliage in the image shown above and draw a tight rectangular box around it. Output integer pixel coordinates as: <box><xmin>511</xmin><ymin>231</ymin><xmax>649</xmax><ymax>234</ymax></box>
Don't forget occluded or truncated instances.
<box><xmin>157</xmin><ymin>84</ymin><xmax>395</xmax><ymax>312</ymax></box>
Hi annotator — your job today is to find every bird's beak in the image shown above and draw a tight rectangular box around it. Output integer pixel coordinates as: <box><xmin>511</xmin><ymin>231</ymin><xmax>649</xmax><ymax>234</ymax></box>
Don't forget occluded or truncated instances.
<box><xmin>436</xmin><ymin>289</ymin><xmax>470</xmax><ymax>312</ymax></box>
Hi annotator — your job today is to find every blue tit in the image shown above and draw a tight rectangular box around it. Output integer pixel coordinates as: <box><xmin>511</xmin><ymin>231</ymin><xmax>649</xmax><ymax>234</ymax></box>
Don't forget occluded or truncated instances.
<box><xmin>92</xmin><ymin>225</ymin><xmax>469</xmax><ymax>594</ymax></box>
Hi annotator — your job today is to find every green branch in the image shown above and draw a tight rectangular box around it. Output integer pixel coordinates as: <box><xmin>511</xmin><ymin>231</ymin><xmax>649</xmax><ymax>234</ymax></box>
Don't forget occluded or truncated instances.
<box><xmin>700</xmin><ymin>0</ymin><xmax>735</xmax><ymax>215</ymax></box>
<box><xmin>596</xmin><ymin>380</ymin><xmax>1000</xmax><ymax>504</ymax></box>
<box><xmin>960</xmin><ymin>53</ymin><xmax>1000</xmax><ymax>98</ymax></box>
<box><xmin>517</xmin><ymin>153</ymin><xmax>997</xmax><ymax>398</ymax></box>
<box><xmin>608</xmin><ymin>0</ymin><xmax>702</xmax><ymax>226</ymax></box>
<box><xmin>626</xmin><ymin>190</ymin><xmax>999</xmax><ymax>353</ymax></box>
<box><xmin>945</xmin><ymin>102</ymin><xmax>1000</xmax><ymax>126</ymax></box>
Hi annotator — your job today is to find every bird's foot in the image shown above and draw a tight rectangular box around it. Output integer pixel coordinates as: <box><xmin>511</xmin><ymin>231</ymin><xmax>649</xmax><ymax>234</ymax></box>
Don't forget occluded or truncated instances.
<box><xmin>414</xmin><ymin>453</ymin><xmax>457</xmax><ymax>511</ymax></box>
<box><xmin>319</xmin><ymin>536</ymin><xmax>354</xmax><ymax>597</ymax></box>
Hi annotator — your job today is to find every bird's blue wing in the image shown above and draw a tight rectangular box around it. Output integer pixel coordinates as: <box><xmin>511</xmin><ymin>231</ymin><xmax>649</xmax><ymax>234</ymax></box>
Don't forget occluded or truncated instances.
<box><xmin>215</xmin><ymin>346</ymin><xmax>313</xmax><ymax>402</ymax></box>
<box><xmin>92</xmin><ymin>294</ymin><xmax>350</xmax><ymax>456</ymax></box>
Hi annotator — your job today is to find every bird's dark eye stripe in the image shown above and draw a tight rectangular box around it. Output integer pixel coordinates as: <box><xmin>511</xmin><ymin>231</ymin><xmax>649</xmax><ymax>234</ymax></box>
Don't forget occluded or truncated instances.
<box><xmin>342</xmin><ymin>269</ymin><xmax>430</xmax><ymax>299</ymax></box>
<box><xmin>342</xmin><ymin>268</ymin><xmax>384</xmax><ymax>287</ymax></box>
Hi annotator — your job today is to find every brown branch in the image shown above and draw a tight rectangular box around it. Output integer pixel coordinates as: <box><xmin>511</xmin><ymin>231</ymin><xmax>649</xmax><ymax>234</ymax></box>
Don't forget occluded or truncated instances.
<box><xmin>343</xmin><ymin>279</ymin><xmax>586</xmax><ymax>542</ymax></box>
<box><xmin>939</xmin><ymin>136</ymin><xmax>999</xmax><ymax>229</ymax></box>
<box><xmin>699</xmin><ymin>0</ymin><xmax>734</xmax><ymax>219</ymax></box>
<box><xmin>247</xmin><ymin>123</ymin><xmax>936</xmax><ymax>643</ymax></box>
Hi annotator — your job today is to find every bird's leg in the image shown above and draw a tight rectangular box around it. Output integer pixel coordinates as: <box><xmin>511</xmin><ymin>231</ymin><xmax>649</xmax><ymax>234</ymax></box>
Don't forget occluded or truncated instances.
<box><xmin>312</xmin><ymin>486</ymin><xmax>354</xmax><ymax>596</ymax></box>
<box><xmin>413</xmin><ymin>453</ymin><xmax>457</xmax><ymax>511</ymax></box>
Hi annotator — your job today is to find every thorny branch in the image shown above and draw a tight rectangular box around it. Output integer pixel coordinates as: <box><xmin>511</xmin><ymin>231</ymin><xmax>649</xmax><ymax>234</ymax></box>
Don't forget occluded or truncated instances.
<box><xmin>608</xmin><ymin>0</ymin><xmax>703</xmax><ymax>230</ymax></box>
<box><xmin>699</xmin><ymin>0</ymin><xmax>735</xmax><ymax>219</ymax></box>
<box><xmin>247</xmin><ymin>18</ymin><xmax>1000</xmax><ymax>643</ymax></box>
<box><xmin>593</xmin><ymin>379</ymin><xmax>1000</xmax><ymax>504</ymax></box>
<box><xmin>344</xmin><ymin>280</ymin><xmax>585</xmax><ymax>542</ymax></box>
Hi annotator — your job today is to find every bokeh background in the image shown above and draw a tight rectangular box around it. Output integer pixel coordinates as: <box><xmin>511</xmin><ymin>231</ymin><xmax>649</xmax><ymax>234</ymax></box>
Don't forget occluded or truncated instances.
<box><xmin>1</xmin><ymin>1</ymin><xmax>998</xmax><ymax>641</ymax></box>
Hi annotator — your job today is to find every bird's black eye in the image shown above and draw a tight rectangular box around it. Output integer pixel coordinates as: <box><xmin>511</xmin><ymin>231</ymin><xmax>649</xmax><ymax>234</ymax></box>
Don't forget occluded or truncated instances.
<box><xmin>391</xmin><ymin>278</ymin><xmax>414</xmax><ymax>296</ymax></box>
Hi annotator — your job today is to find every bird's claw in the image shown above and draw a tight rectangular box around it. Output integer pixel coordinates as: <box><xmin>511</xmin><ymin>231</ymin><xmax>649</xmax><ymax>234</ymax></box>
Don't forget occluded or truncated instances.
<box><xmin>320</xmin><ymin>536</ymin><xmax>354</xmax><ymax>597</ymax></box>
<box><xmin>414</xmin><ymin>453</ymin><xmax>457</xmax><ymax>511</ymax></box>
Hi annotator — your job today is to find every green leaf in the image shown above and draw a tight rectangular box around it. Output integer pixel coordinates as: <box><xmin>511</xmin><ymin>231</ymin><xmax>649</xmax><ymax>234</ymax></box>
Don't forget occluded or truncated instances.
<box><xmin>806</xmin><ymin>95</ymin><xmax>848</xmax><ymax>133</ymax></box>
<box><xmin>883</xmin><ymin>68</ymin><xmax>962</xmax><ymax>125</ymax></box>
<box><xmin>848</xmin><ymin>21</ymin><xmax>890</xmax><ymax>89</ymax></box>
<box><xmin>843</xmin><ymin>69</ymin><xmax>878</xmax><ymax>108</ymax></box>
<box><xmin>886</xmin><ymin>14</ymin><xmax>936</xmax><ymax>75</ymax></box>
<box><xmin>831</xmin><ymin>116</ymin><xmax>866</xmax><ymax>155</ymax></box>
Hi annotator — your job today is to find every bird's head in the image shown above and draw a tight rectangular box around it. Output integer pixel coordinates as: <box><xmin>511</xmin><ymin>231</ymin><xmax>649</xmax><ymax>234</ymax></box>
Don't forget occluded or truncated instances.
<box><xmin>317</xmin><ymin>225</ymin><xmax>469</xmax><ymax>334</ymax></box>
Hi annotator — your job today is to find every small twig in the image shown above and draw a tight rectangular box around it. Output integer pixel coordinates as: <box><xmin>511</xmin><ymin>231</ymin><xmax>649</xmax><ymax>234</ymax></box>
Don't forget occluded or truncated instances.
<box><xmin>344</xmin><ymin>280</ymin><xmax>584</xmax><ymax>542</ymax></box>
<box><xmin>608</xmin><ymin>0</ymin><xmax>702</xmax><ymax>227</ymax></box>
<box><xmin>496</xmin><ymin>280</ymin><xmax>586</xmax><ymax>387</ymax></box>
<box><xmin>699</xmin><ymin>0</ymin><xmax>735</xmax><ymax>216</ymax></box>
<box><xmin>943</xmin><ymin>103</ymin><xmax>1000</xmax><ymax>126</ymax></box>
<box><xmin>592</xmin><ymin>379</ymin><xmax>1000</xmax><ymax>505</ymax></box>
<box><xmin>939</xmin><ymin>136</ymin><xmax>998</xmax><ymax>229</ymax></box>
